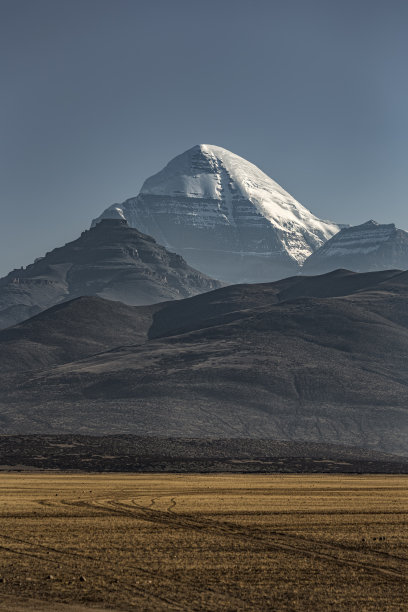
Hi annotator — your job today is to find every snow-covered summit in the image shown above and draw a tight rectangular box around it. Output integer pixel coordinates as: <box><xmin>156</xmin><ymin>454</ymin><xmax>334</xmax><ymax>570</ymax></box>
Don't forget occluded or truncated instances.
<box><xmin>140</xmin><ymin>145</ymin><xmax>338</xmax><ymax>252</ymax></box>
<box><xmin>94</xmin><ymin>144</ymin><xmax>340</xmax><ymax>282</ymax></box>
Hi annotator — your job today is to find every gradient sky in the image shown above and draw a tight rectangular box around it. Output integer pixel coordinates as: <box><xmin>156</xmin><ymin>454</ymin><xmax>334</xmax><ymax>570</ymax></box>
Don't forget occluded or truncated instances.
<box><xmin>1</xmin><ymin>0</ymin><xmax>407</xmax><ymax>276</ymax></box>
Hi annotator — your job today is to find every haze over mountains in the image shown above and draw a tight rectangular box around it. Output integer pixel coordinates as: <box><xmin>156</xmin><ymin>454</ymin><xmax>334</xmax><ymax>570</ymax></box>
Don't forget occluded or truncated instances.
<box><xmin>0</xmin><ymin>218</ymin><xmax>219</xmax><ymax>330</ymax></box>
<box><xmin>1</xmin><ymin>269</ymin><xmax>407</xmax><ymax>455</ymax></box>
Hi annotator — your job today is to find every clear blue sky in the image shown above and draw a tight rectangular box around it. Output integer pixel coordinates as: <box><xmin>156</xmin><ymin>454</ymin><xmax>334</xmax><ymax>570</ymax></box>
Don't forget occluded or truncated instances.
<box><xmin>1</xmin><ymin>0</ymin><xmax>407</xmax><ymax>276</ymax></box>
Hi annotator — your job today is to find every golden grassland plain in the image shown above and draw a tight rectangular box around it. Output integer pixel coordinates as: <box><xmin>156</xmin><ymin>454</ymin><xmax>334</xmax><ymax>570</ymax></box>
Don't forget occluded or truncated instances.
<box><xmin>0</xmin><ymin>474</ymin><xmax>407</xmax><ymax>611</ymax></box>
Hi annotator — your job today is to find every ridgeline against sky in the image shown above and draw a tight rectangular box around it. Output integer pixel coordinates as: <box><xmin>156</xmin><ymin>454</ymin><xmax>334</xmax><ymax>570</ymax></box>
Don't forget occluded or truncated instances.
<box><xmin>1</xmin><ymin>0</ymin><xmax>407</xmax><ymax>276</ymax></box>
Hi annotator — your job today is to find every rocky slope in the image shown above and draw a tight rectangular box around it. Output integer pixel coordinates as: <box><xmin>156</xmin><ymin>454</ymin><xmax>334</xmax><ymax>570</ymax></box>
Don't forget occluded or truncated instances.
<box><xmin>94</xmin><ymin>144</ymin><xmax>339</xmax><ymax>282</ymax></box>
<box><xmin>0</xmin><ymin>218</ymin><xmax>220</xmax><ymax>329</ymax></box>
<box><xmin>303</xmin><ymin>220</ymin><xmax>408</xmax><ymax>274</ymax></box>
<box><xmin>1</xmin><ymin>269</ymin><xmax>407</xmax><ymax>455</ymax></box>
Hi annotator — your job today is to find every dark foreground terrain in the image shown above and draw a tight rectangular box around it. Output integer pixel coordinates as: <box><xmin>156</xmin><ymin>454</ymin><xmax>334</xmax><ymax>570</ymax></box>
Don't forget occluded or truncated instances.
<box><xmin>1</xmin><ymin>436</ymin><xmax>407</xmax><ymax>473</ymax></box>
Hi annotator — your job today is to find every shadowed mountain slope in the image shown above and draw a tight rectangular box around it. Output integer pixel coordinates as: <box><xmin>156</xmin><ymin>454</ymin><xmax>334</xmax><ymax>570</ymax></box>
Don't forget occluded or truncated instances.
<box><xmin>0</xmin><ymin>219</ymin><xmax>220</xmax><ymax>330</ymax></box>
<box><xmin>0</xmin><ymin>296</ymin><xmax>160</xmax><ymax>372</ymax></box>
<box><xmin>0</xmin><ymin>269</ymin><xmax>407</xmax><ymax>455</ymax></box>
<box><xmin>1</xmin><ymin>268</ymin><xmax>402</xmax><ymax>373</ymax></box>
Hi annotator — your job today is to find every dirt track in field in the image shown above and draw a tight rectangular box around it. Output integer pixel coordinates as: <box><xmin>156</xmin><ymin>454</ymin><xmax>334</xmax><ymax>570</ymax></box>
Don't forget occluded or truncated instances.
<box><xmin>0</xmin><ymin>474</ymin><xmax>407</xmax><ymax>610</ymax></box>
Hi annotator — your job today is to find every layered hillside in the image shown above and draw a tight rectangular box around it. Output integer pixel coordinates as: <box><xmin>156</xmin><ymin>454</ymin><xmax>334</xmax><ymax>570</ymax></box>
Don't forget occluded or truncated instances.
<box><xmin>303</xmin><ymin>220</ymin><xmax>408</xmax><ymax>274</ymax></box>
<box><xmin>0</xmin><ymin>219</ymin><xmax>220</xmax><ymax>329</ymax></box>
<box><xmin>94</xmin><ymin>145</ymin><xmax>339</xmax><ymax>282</ymax></box>
<box><xmin>1</xmin><ymin>269</ymin><xmax>407</xmax><ymax>455</ymax></box>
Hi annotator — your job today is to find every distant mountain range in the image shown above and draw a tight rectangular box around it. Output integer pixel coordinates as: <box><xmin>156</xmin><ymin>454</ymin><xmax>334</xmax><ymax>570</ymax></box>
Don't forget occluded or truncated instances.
<box><xmin>1</xmin><ymin>269</ymin><xmax>407</xmax><ymax>455</ymax></box>
<box><xmin>0</xmin><ymin>218</ymin><xmax>220</xmax><ymax>329</ymax></box>
<box><xmin>303</xmin><ymin>220</ymin><xmax>408</xmax><ymax>274</ymax></box>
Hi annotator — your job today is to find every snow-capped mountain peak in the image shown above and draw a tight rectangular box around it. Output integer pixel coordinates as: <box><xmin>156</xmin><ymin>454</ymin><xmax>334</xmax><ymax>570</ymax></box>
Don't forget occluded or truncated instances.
<box><xmin>94</xmin><ymin>144</ymin><xmax>340</xmax><ymax>282</ymax></box>
<box><xmin>141</xmin><ymin>144</ymin><xmax>338</xmax><ymax>241</ymax></box>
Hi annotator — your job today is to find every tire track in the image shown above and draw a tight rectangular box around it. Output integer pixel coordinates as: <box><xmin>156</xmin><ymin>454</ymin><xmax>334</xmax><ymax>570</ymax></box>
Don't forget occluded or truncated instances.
<box><xmin>108</xmin><ymin>497</ymin><xmax>408</xmax><ymax>582</ymax></box>
<box><xmin>167</xmin><ymin>498</ymin><xmax>177</xmax><ymax>512</ymax></box>
<box><xmin>39</xmin><ymin>495</ymin><xmax>407</xmax><ymax>593</ymax></box>
<box><xmin>81</xmin><ymin>496</ymin><xmax>408</xmax><ymax>576</ymax></box>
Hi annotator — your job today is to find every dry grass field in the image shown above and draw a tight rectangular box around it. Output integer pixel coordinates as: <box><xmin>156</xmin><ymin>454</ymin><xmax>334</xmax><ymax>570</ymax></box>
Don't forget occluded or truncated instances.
<box><xmin>0</xmin><ymin>474</ymin><xmax>407</xmax><ymax>611</ymax></box>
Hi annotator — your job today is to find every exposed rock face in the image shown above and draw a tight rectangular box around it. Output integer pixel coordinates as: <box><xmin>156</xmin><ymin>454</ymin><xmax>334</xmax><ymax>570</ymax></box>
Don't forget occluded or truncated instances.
<box><xmin>303</xmin><ymin>220</ymin><xmax>408</xmax><ymax>274</ymax></box>
<box><xmin>0</xmin><ymin>219</ymin><xmax>220</xmax><ymax>329</ymax></box>
<box><xmin>94</xmin><ymin>145</ymin><xmax>339</xmax><ymax>283</ymax></box>
<box><xmin>1</xmin><ymin>269</ymin><xmax>407</xmax><ymax>455</ymax></box>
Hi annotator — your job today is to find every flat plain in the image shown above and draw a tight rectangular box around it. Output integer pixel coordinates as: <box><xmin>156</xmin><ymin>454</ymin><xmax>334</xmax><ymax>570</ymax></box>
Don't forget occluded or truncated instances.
<box><xmin>0</xmin><ymin>474</ymin><xmax>407</xmax><ymax>611</ymax></box>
